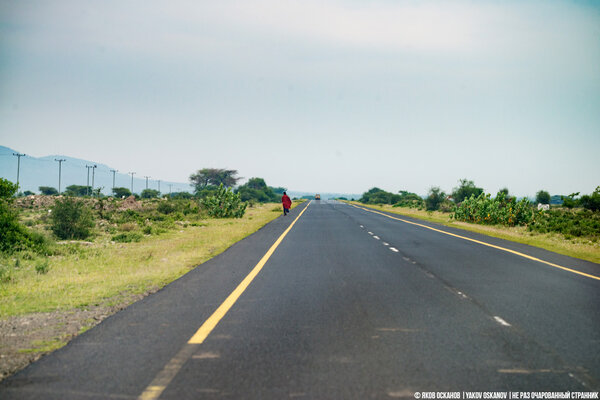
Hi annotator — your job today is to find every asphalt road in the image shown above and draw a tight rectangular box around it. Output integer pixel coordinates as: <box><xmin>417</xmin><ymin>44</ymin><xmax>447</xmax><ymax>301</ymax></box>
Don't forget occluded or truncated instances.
<box><xmin>2</xmin><ymin>200</ymin><xmax>599</xmax><ymax>399</ymax></box>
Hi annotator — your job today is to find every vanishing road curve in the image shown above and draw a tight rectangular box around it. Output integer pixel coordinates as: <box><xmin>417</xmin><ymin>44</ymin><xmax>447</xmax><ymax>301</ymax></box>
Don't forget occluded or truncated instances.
<box><xmin>2</xmin><ymin>200</ymin><xmax>599</xmax><ymax>399</ymax></box>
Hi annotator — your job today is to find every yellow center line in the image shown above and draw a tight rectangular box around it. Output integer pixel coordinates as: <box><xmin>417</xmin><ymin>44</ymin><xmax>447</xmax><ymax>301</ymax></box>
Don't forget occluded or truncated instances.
<box><xmin>138</xmin><ymin>201</ymin><xmax>311</xmax><ymax>400</ymax></box>
<box><xmin>350</xmin><ymin>204</ymin><xmax>600</xmax><ymax>282</ymax></box>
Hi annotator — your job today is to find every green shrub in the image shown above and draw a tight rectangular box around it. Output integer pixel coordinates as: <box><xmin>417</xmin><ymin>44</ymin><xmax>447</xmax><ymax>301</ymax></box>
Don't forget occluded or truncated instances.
<box><xmin>141</xmin><ymin>189</ymin><xmax>160</xmax><ymax>199</ymax></box>
<box><xmin>0</xmin><ymin>263</ymin><xmax>12</xmax><ymax>283</ymax></box>
<box><xmin>452</xmin><ymin>192</ymin><xmax>535</xmax><ymax>226</ymax></box>
<box><xmin>451</xmin><ymin>179</ymin><xmax>484</xmax><ymax>204</ymax></box>
<box><xmin>425</xmin><ymin>187</ymin><xmax>446</xmax><ymax>211</ymax></box>
<box><xmin>200</xmin><ymin>184</ymin><xmax>247</xmax><ymax>218</ymax></box>
<box><xmin>112</xmin><ymin>187</ymin><xmax>132</xmax><ymax>198</ymax></box>
<box><xmin>536</xmin><ymin>190</ymin><xmax>551</xmax><ymax>205</ymax></box>
<box><xmin>111</xmin><ymin>232</ymin><xmax>143</xmax><ymax>243</ymax></box>
<box><xmin>0</xmin><ymin>178</ymin><xmax>48</xmax><ymax>254</ymax></box>
<box><xmin>35</xmin><ymin>259</ymin><xmax>50</xmax><ymax>274</ymax></box>
<box><xmin>50</xmin><ymin>197</ymin><xmax>95</xmax><ymax>240</ymax></box>
<box><xmin>528</xmin><ymin>209</ymin><xmax>600</xmax><ymax>239</ymax></box>
<box><xmin>39</xmin><ymin>186</ymin><xmax>59</xmax><ymax>196</ymax></box>
<box><xmin>157</xmin><ymin>201</ymin><xmax>176</xmax><ymax>214</ymax></box>
<box><xmin>580</xmin><ymin>186</ymin><xmax>600</xmax><ymax>212</ymax></box>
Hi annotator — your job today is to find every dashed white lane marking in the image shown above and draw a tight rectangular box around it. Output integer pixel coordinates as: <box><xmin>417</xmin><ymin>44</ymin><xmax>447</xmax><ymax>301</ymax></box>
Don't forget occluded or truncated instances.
<box><xmin>494</xmin><ymin>316</ymin><xmax>511</xmax><ymax>327</ymax></box>
<box><xmin>389</xmin><ymin>247</ymin><xmax>399</xmax><ymax>252</ymax></box>
<box><xmin>373</xmin><ymin>236</ymin><xmax>380</xmax><ymax>240</ymax></box>
<box><xmin>402</xmin><ymin>257</ymin><xmax>410</xmax><ymax>261</ymax></box>
<box><xmin>360</xmin><ymin>225</ymin><xmax>364</xmax><ymax>228</ymax></box>
<box><xmin>382</xmin><ymin>242</ymin><xmax>389</xmax><ymax>246</ymax></box>
<box><xmin>368</xmin><ymin>231</ymin><xmax>374</xmax><ymax>235</ymax></box>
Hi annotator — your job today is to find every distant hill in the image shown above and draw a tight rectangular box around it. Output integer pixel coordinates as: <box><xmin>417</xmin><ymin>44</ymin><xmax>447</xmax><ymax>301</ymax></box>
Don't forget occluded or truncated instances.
<box><xmin>0</xmin><ymin>145</ymin><xmax>192</xmax><ymax>195</ymax></box>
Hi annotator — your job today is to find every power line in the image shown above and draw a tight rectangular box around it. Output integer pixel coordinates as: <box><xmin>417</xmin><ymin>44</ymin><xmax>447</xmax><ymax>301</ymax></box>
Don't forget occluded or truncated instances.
<box><xmin>85</xmin><ymin>165</ymin><xmax>94</xmax><ymax>196</ymax></box>
<box><xmin>91</xmin><ymin>165</ymin><xmax>97</xmax><ymax>196</ymax></box>
<box><xmin>12</xmin><ymin>153</ymin><xmax>25</xmax><ymax>190</ymax></box>
<box><xmin>129</xmin><ymin>172</ymin><xmax>136</xmax><ymax>193</ymax></box>
<box><xmin>55</xmin><ymin>159</ymin><xmax>66</xmax><ymax>193</ymax></box>
<box><xmin>110</xmin><ymin>169</ymin><xmax>118</xmax><ymax>193</ymax></box>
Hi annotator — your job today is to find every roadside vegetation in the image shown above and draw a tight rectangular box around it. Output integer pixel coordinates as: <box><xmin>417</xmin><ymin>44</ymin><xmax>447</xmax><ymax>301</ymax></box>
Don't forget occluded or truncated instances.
<box><xmin>1</xmin><ymin>172</ymin><xmax>302</xmax><ymax>379</ymax></box>
<box><xmin>355</xmin><ymin>181</ymin><xmax>600</xmax><ymax>264</ymax></box>
<box><xmin>1</xmin><ymin>171</ymin><xmax>297</xmax><ymax>316</ymax></box>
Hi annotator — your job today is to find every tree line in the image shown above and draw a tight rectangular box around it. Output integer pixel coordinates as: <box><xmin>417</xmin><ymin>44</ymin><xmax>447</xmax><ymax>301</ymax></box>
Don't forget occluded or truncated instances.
<box><xmin>28</xmin><ymin>168</ymin><xmax>288</xmax><ymax>205</ymax></box>
<box><xmin>359</xmin><ymin>179</ymin><xmax>600</xmax><ymax>213</ymax></box>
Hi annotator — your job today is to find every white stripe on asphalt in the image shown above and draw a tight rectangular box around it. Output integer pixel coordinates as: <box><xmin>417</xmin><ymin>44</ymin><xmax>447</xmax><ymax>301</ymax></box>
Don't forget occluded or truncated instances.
<box><xmin>389</xmin><ymin>247</ymin><xmax>399</xmax><ymax>252</ymax></box>
<box><xmin>382</xmin><ymin>242</ymin><xmax>389</xmax><ymax>246</ymax></box>
<box><xmin>373</xmin><ymin>236</ymin><xmax>380</xmax><ymax>240</ymax></box>
<box><xmin>368</xmin><ymin>232</ymin><xmax>374</xmax><ymax>235</ymax></box>
<box><xmin>494</xmin><ymin>316</ymin><xmax>511</xmax><ymax>327</ymax></box>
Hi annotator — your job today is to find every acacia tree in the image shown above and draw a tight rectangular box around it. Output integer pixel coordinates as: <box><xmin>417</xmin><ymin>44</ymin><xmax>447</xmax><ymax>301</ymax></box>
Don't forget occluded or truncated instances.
<box><xmin>190</xmin><ymin>168</ymin><xmax>241</xmax><ymax>193</ymax></box>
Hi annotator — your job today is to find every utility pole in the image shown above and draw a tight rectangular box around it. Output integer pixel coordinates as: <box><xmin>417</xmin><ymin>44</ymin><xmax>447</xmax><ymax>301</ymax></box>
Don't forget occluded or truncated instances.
<box><xmin>168</xmin><ymin>184</ymin><xmax>172</xmax><ymax>196</ymax></box>
<box><xmin>158</xmin><ymin>180</ymin><xmax>161</xmax><ymax>193</ymax></box>
<box><xmin>110</xmin><ymin>169</ymin><xmax>118</xmax><ymax>193</ymax></box>
<box><xmin>12</xmin><ymin>153</ymin><xmax>25</xmax><ymax>190</ymax></box>
<box><xmin>55</xmin><ymin>159</ymin><xmax>66</xmax><ymax>194</ymax></box>
<box><xmin>91</xmin><ymin>165</ymin><xmax>97</xmax><ymax>196</ymax></box>
<box><xmin>144</xmin><ymin>176</ymin><xmax>150</xmax><ymax>190</ymax></box>
<box><xmin>85</xmin><ymin>165</ymin><xmax>94</xmax><ymax>196</ymax></box>
<box><xmin>129</xmin><ymin>172</ymin><xmax>136</xmax><ymax>194</ymax></box>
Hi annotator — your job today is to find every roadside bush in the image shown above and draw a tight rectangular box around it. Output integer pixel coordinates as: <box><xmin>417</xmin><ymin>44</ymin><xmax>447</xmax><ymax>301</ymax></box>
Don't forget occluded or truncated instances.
<box><xmin>157</xmin><ymin>201</ymin><xmax>176</xmax><ymax>214</ymax></box>
<box><xmin>50</xmin><ymin>197</ymin><xmax>95</xmax><ymax>240</ymax></box>
<box><xmin>235</xmin><ymin>178</ymin><xmax>279</xmax><ymax>203</ymax></box>
<box><xmin>393</xmin><ymin>191</ymin><xmax>425</xmax><ymax>209</ymax></box>
<box><xmin>451</xmin><ymin>179</ymin><xmax>483</xmax><ymax>204</ymax></box>
<box><xmin>452</xmin><ymin>192</ymin><xmax>535</xmax><ymax>226</ymax></box>
<box><xmin>200</xmin><ymin>184</ymin><xmax>247</xmax><ymax>218</ymax></box>
<box><xmin>580</xmin><ymin>186</ymin><xmax>600</xmax><ymax>212</ymax></box>
<box><xmin>359</xmin><ymin>188</ymin><xmax>401</xmax><ymax>205</ymax></box>
<box><xmin>0</xmin><ymin>178</ymin><xmax>48</xmax><ymax>254</ymax></box>
<box><xmin>425</xmin><ymin>187</ymin><xmax>446</xmax><ymax>211</ymax></box>
<box><xmin>111</xmin><ymin>232</ymin><xmax>143</xmax><ymax>243</ymax></box>
<box><xmin>528</xmin><ymin>209</ymin><xmax>600</xmax><ymax>239</ymax></box>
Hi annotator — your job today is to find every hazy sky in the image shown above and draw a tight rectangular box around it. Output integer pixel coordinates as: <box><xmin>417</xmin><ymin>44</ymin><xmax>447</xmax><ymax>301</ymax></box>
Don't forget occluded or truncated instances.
<box><xmin>1</xmin><ymin>0</ymin><xmax>599</xmax><ymax>196</ymax></box>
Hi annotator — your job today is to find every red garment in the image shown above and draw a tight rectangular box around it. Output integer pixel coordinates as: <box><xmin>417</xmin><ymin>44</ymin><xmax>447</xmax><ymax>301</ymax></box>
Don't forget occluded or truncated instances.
<box><xmin>281</xmin><ymin>194</ymin><xmax>292</xmax><ymax>209</ymax></box>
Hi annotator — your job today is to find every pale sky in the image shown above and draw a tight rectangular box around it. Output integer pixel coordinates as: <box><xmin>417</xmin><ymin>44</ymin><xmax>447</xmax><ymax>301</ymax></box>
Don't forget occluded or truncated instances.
<box><xmin>1</xmin><ymin>0</ymin><xmax>599</xmax><ymax>197</ymax></box>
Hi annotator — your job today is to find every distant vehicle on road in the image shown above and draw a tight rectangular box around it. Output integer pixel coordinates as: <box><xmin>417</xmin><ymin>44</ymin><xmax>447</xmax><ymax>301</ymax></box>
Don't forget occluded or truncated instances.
<box><xmin>315</xmin><ymin>194</ymin><xmax>321</xmax><ymax>200</ymax></box>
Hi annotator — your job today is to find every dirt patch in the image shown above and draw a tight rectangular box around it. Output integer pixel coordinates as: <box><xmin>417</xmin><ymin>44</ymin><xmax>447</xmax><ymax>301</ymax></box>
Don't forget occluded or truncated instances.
<box><xmin>117</xmin><ymin>195</ymin><xmax>144</xmax><ymax>211</ymax></box>
<box><xmin>0</xmin><ymin>290</ymin><xmax>157</xmax><ymax>382</ymax></box>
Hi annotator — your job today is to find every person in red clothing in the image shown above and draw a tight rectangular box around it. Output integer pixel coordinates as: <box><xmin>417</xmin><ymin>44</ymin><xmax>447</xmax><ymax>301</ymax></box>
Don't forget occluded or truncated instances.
<box><xmin>281</xmin><ymin>191</ymin><xmax>292</xmax><ymax>216</ymax></box>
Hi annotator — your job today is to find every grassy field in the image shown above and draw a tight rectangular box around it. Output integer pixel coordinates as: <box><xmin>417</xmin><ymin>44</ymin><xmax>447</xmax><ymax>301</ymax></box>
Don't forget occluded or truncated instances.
<box><xmin>349</xmin><ymin>202</ymin><xmax>600</xmax><ymax>264</ymax></box>
<box><xmin>1</xmin><ymin>202</ymin><xmax>299</xmax><ymax>317</ymax></box>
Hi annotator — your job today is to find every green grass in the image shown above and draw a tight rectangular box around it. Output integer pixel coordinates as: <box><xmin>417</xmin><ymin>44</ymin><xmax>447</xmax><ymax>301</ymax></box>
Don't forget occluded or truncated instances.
<box><xmin>349</xmin><ymin>202</ymin><xmax>600</xmax><ymax>264</ymax></box>
<box><xmin>1</xmin><ymin>202</ymin><xmax>300</xmax><ymax>317</ymax></box>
